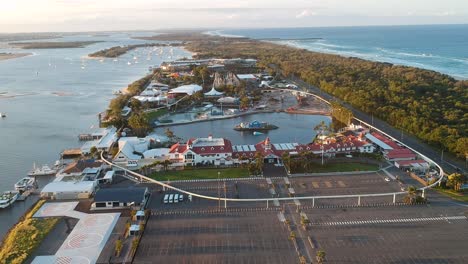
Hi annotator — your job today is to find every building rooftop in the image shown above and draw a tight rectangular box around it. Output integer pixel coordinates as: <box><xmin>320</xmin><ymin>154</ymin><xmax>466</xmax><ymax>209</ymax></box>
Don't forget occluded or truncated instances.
<box><xmin>94</xmin><ymin>187</ymin><xmax>148</xmax><ymax>203</ymax></box>
<box><xmin>62</xmin><ymin>160</ymin><xmax>102</xmax><ymax>174</ymax></box>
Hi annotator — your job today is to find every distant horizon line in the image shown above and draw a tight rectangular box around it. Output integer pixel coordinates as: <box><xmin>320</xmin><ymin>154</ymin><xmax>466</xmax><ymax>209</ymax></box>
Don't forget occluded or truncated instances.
<box><xmin>1</xmin><ymin>23</ymin><xmax>468</xmax><ymax>35</ymax></box>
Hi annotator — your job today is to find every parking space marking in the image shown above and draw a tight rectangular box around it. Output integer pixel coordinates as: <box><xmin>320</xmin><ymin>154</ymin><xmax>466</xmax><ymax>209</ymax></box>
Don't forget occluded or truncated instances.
<box><xmin>313</xmin><ymin>215</ymin><xmax>467</xmax><ymax>226</ymax></box>
<box><xmin>324</xmin><ymin>181</ymin><xmax>333</xmax><ymax>188</ymax></box>
<box><xmin>312</xmin><ymin>182</ymin><xmax>320</xmax><ymax>188</ymax></box>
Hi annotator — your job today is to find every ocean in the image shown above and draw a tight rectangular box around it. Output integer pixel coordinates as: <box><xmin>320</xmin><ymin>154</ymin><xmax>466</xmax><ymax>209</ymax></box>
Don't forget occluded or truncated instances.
<box><xmin>217</xmin><ymin>24</ymin><xmax>468</xmax><ymax>80</ymax></box>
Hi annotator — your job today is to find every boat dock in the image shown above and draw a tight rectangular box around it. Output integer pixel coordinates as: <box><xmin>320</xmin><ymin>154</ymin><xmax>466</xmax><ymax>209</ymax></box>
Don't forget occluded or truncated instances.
<box><xmin>16</xmin><ymin>189</ymin><xmax>38</xmax><ymax>201</ymax></box>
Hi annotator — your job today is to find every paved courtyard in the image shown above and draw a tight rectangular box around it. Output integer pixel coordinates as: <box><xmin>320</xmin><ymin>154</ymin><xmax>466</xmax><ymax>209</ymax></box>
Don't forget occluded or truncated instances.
<box><xmin>32</xmin><ymin>202</ymin><xmax>120</xmax><ymax>264</ymax></box>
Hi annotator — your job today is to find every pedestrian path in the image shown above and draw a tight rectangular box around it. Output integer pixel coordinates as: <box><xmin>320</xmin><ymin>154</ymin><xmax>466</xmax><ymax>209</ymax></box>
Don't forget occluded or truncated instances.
<box><xmin>313</xmin><ymin>215</ymin><xmax>467</xmax><ymax>226</ymax></box>
<box><xmin>163</xmin><ymin>177</ymin><xmax>268</xmax><ymax>184</ymax></box>
<box><xmin>382</xmin><ymin>168</ymin><xmax>396</xmax><ymax>180</ymax></box>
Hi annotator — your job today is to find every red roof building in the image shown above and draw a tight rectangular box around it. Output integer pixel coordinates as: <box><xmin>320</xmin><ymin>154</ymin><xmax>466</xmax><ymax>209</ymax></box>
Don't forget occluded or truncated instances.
<box><xmin>169</xmin><ymin>135</ymin><xmax>234</xmax><ymax>166</ymax></box>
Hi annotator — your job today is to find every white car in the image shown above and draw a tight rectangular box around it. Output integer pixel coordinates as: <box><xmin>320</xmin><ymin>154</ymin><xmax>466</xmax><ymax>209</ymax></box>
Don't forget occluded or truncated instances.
<box><xmin>384</xmin><ymin>177</ymin><xmax>390</xmax><ymax>182</ymax></box>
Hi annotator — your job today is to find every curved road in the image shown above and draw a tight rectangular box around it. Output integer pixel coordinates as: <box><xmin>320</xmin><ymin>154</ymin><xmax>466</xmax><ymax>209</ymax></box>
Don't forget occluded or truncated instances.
<box><xmin>290</xmin><ymin>76</ymin><xmax>466</xmax><ymax>175</ymax></box>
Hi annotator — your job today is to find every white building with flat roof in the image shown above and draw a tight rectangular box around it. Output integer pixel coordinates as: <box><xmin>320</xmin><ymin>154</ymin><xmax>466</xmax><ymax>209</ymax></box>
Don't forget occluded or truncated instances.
<box><xmin>80</xmin><ymin>126</ymin><xmax>118</xmax><ymax>154</ymax></box>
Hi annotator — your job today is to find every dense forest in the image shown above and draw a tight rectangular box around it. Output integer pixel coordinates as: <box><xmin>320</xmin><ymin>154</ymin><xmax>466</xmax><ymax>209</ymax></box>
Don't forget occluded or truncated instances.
<box><xmin>88</xmin><ymin>42</ymin><xmax>184</xmax><ymax>58</ymax></box>
<box><xmin>187</xmin><ymin>34</ymin><xmax>467</xmax><ymax>158</ymax></box>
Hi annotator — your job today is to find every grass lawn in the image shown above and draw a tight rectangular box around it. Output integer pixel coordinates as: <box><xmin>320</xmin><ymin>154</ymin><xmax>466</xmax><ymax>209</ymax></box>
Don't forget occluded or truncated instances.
<box><xmin>290</xmin><ymin>162</ymin><xmax>379</xmax><ymax>174</ymax></box>
<box><xmin>144</xmin><ymin>108</ymin><xmax>168</xmax><ymax>123</ymax></box>
<box><xmin>150</xmin><ymin>167</ymin><xmax>250</xmax><ymax>181</ymax></box>
<box><xmin>0</xmin><ymin>200</ymin><xmax>59</xmax><ymax>264</ymax></box>
<box><xmin>434</xmin><ymin>188</ymin><xmax>468</xmax><ymax>202</ymax></box>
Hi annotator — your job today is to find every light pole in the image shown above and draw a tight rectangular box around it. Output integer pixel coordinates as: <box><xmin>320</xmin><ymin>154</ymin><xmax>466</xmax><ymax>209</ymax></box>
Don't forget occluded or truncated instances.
<box><xmin>321</xmin><ymin>144</ymin><xmax>324</xmax><ymax>166</ymax></box>
<box><xmin>224</xmin><ymin>180</ymin><xmax>227</xmax><ymax>209</ymax></box>
<box><xmin>218</xmin><ymin>171</ymin><xmax>221</xmax><ymax>210</ymax></box>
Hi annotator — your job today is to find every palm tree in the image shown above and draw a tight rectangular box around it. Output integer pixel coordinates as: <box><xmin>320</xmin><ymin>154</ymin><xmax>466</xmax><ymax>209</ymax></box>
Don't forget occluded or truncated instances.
<box><xmin>405</xmin><ymin>185</ymin><xmax>420</xmax><ymax>204</ymax></box>
<box><xmin>316</xmin><ymin>250</ymin><xmax>326</xmax><ymax>264</ymax></box>
<box><xmin>162</xmin><ymin>159</ymin><xmax>172</xmax><ymax>172</ymax></box>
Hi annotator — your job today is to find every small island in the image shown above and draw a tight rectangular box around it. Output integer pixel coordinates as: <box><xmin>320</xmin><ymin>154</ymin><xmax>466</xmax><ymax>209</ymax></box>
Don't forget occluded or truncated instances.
<box><xmin>88</xmin><ymin>42</ymin><xmax>183</xmax><ymax>58</ymax></box>
<box><xmin>9</xmin><ymin>41</ymin><xmax>102</xmax><ymax>49</ymax></box>
<box><xmin>0</xmin><ymin>52</ymin><xmax>32</xmax><ymax>61</ymax></box>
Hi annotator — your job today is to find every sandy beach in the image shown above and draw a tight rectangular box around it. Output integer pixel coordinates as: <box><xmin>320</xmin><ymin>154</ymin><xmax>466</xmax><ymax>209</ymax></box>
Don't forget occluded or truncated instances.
<box><xmin>0</xmin><ymin>52</ymin><xmax>32</xmax><ymax>61</ymax></box>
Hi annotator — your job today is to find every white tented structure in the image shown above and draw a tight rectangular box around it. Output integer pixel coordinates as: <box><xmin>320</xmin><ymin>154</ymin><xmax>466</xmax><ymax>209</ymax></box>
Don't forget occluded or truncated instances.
<box><xmin>204</xmin><ymin>86</ymin><xmax>224</xmax><ymax>97</ymax></box>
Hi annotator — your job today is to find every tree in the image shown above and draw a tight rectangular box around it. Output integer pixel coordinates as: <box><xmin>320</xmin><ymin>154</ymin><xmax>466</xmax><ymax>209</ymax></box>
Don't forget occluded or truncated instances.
<box><xmin>161</xmin><ymin>159</ymin><xmax>172</xmax><ymax>171</ymax></box>
<box><xmin>89</xmin><ymin>146</ymin><xmax>98</xmax><ymax>159</ymax></box>
<box><xmin>165</xmin><ymin>128</ymin><xmax>175</xmax><ymax>139</ymax></box>
<box><xmin>128</xmin><ymin>113</ymin><xmax>151</xmax><ymax>137</ymax></box>
<box><xmin>316</xmin><ymin>250</ymin><xmax>326</xmax><ymax>264</ymax></box>
<box><xmin>404</xmin><ymin>185</ymin><xmax>424</xmax><ymax>204</ymax></box>
<box><xmin>115</xmin><ymin>239</ymin><xmax>123</xmax><ymax>256</ymax></box>
<box><xmin>240</xmin><ymin>96</ymin><xmax>250</xmax><ymax>109</ymax></box>
<box><xmin>131</xmin><ymin>238</ymin><xmax>139</xmax><ymax>254</ymax></box>
<box><xmin>281</xmin><ymin>152</ymin><xmax>291</xmax><ymax>172</ymax></box>
<box><xmin>314</xmin><ymin>120</ymin><xmax>329</xmax><ymax>141</ymax></box>
<box><xmin>254</xmin><ymin>151</ymin><xmax>264</xmax><ymax>174</ymax></box>
<box><xmin>129</xmin><ymin>98</ymin><xmax>143</xmax><ymax>112</ymax></box>
<box><xmin>447</xmin><ymin>173</ymin><xmax>465</xmax><ymax>192</ymax></box>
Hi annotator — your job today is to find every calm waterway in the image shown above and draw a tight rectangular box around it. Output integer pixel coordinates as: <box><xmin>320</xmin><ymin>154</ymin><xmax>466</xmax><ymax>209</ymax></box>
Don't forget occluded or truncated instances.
<box><xmin>155</xmin><ymin>112</ymin><xmax>330</xmax><ymax>145</ymax></box>
<box><xmin>0</xmin><ymin>33</ymin><xmax>192</xmax><ymax>238</ymax></box>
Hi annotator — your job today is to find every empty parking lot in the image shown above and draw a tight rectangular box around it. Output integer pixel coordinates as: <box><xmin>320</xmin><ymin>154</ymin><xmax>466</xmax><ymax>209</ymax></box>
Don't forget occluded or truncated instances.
<box><xmin>134</xmin><ymin>211</ymin><xmax>297</xmax><ymax>264</ymax></box>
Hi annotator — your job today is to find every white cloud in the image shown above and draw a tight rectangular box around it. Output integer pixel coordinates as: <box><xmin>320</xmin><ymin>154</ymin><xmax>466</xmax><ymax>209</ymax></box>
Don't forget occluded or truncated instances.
<box><xmin>296</xmin><ymin>9</ymin><xmax>317</xmax><ymax>19</ymax></box>
<box><xmin>436</xmin><ymin>11</ymin><xmax>456</xmax><ymax>16</ymax></box>
<box><xmin>226</xmin><ymin>13</ymin><xmax>240</xmax><ymax>19</ymax></box>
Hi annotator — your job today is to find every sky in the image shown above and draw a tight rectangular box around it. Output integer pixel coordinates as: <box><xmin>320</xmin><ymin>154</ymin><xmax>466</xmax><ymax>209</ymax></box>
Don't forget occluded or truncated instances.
<box><xmin>1</xmin><ymin>0</ymin><xmax>468</xmax><ymax>32</ymax></box>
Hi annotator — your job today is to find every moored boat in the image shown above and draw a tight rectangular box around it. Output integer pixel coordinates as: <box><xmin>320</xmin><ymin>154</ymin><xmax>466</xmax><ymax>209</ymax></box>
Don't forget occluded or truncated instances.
<box><xmin>14</xmin><ymin>177</ymin><xmax>36</xmax><ymax>191</ymax></box>
<box><xmin>253</xmin><ymin>131</ymin><xmax>264</xmax><ymax>136</ymax></box>
<box><xmin>234</xmin><ymin>120</ymin><xmax>278</xmax><ymax>131</ymax></box>
<box><xmin>28</xmin><ymin>163</ymin><xmax>57</xmax><ymax>176</ymax></box>
<box><xmin>0</xmin><ymin>112</ymin><xmax>6</xmax><ymax>118</ymax></box>
<box><xmin>0</xmin><ymin>191</ymin><xmax>20</xmax><ymax>209</ymax></box>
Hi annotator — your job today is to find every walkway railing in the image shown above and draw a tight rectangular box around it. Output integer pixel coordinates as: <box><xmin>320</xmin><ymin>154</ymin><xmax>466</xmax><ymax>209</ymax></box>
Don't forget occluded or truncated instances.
<box><xmin>100</xmin><ymin>88</ymin><xmax>444</xmax><ymax>205</ymax></box>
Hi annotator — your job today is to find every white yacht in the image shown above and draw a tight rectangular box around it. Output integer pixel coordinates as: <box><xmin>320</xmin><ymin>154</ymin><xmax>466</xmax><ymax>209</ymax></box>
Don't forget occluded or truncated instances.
<box><xmin>28</xmin><ymin>163</ymin><xmax>57</xmax><ymax>176</ymax></box>
<box><xmin>0</xmin><ymin>112</ymin><xmax>6</xmax><ymax>118</ymax></box>
<box><xmin>0</xmin><ymin>191</ymin><xmax>20</xmax><ymax>209</ymax></box>
<box><xmin>14</xmin><ymin>177</ymin><xmax>36</xmax><ymax>191</ymax></box>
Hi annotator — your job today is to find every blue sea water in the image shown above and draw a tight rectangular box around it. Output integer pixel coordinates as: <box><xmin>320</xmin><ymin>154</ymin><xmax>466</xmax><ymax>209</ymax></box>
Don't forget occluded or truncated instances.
<box><xmin>219</xmin><ymin>24</ymin><xmax>468</xmax><ymax>79</ymax></box>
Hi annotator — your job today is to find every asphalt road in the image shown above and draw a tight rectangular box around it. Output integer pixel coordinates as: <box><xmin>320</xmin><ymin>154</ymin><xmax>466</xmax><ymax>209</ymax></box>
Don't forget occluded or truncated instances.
<box><xmin>290</xmin><ymin>76</ymin><xmax>466</xmax><ymax>175</ymax></box>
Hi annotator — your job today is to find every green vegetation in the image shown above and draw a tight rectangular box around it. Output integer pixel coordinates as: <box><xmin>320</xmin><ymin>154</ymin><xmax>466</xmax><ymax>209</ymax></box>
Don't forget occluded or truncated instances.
<box><xmin>316</xmin><ymin>250</ymin><xmax>326</xmax><ymax>264</ymax></box>
<box><xmin>0</xmin><ymin>200</ymin><xmax>59</xmax><ymax>264</ymax></box>
<box><xmin>330</xmin><ymin>101</ymin><xmax>353</xmax><ymax>131</ymax></box>
<box><xmin>434</xmin><ymin>188</ymin><xmax>468</xmax><ymax>202</ymax></box>
<box><xmin>9</xmin><ymin>41</ymin><xmax>101</xmax><ymax>49</ymax></box>
<box><xmin>154</xmin><ymin>32</ymin><xmax>467</xmax><ymax>158</ymax></box>
<box><xmin>150</xmin><ymin>167</ymin><xmax>249</xmax><ymax>181</ymax></box>
<box><xmin>105</xmin><ymin>74</ymin><xmax>153</xmax><ymax>129</ymax></box>
<box><xmin>144</xmin><ymin>108</ymin><xmax>168</xmax><ymax>123</ymax></box>
<box><xmin>446</xmin><ymin>173</ymin><xmax>465</xmax><ymax>192</ymax></box>
<box><xmin>88</xmin><ymin>43</ymin><xmax>183</xmax><ymax>58</ymax></box>
<box><xmin>289</xmin><ymin>160</ymin><xmax>379</xmax><ymax>174</ymax></box>
<box><xmin>404</xmin><ymin>185</ymin><xmax>426</xmax><ymax>204</ymax></box>
<box><xmin>128</xmin><ymin>112</ymin><xmax>151</xmax><ymax>137</ymax></box>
